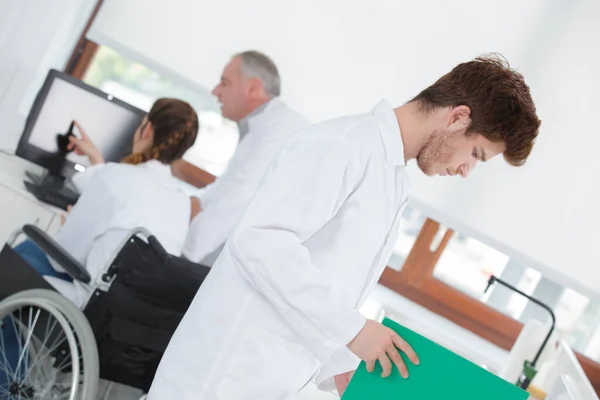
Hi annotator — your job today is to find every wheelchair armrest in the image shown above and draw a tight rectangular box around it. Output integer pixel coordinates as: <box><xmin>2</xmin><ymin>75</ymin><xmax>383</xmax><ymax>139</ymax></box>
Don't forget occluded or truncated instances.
<box><xmin>22</xmin><ymin>224</ymin><xmax>91</xmax><ymax>284</ymax></box>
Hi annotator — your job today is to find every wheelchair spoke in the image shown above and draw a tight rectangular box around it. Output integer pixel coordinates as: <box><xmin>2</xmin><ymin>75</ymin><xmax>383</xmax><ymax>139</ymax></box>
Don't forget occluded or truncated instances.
<box><xmin>0</xmin><ymin>377</ymin><xmax>10</xmax><ymax>391</ymax></box>
<box><xmin>0</xmin><ymin>294</ymin><xmax>91</xmax><ymax>400</ymax></box>
<box><xmin>0</xmin><ymin>386</ymin><xmax>12</xmax><ymax>399</ymax></box>
<box><xmin>20</xmin><ymin>319</ymin><xmax>59</xmax><ymax>385</ymax></box>
<box><xmin>42</xmin><ymin>313</ymin><xmax>58</xmax><ymax>352</ymax></box>
<box><xmin>1</xmin><ymin>317</ymin><xmax>22</xmax><ymax>384</ymax></box>
<box><xmin>19</xmin><ymin>337</ymin><xmax>44</xmax><ymax>390</ymax></box>
<box><xmin>23</xmin><ymin>337</ymin><xmax>66</xmax><ymax>391</ymax></box>
<box><xmin>22</xmin><ymin>314</ymin><xmax>63</xmax><ymax>390</ymax></box>
<box><xmin>26</xmin><ymin>356</ymin><xmax>58</xmax><ymax>389</ymax></box>
<box><xmin>0</xmin><ymin>362</ymin><xmax>14</xmax><ymax>391</ymax></box>
<box><xmin>29</xmin><ymin>334</ymin><xmax>66</xmax><ymax>373</ymax></box>
<box><xmin>50</xmin><ymin>384</ymin><xmax>72</xmax><ymax>400</ymax></box>
<box><xmin>54</xmin><ymin>356</ymin><xmax>72</xmax><ymax>371</ymax></box>
<box><xmin>26</xmin><ymin>356</ymin><xmax>58</xmax><ymax>399</ymax></box>
<box><xmin>10</xmin><ymin>314</ymin><xmax>24</xmax><ymax>382</ymax></box>
<box><xmin>54</xmin><ymin>350</ymin><xmax>82</xmax><ymax>372</ymax></box>
<box><xmin>14</xmin><ymin>308</ymin><xmax>40</xmax><ymax>380</ymax></box>
<box><xmin>0</xmin><ymin>322</ymin><xmax>16</xmax><ymax>384</ymax></box>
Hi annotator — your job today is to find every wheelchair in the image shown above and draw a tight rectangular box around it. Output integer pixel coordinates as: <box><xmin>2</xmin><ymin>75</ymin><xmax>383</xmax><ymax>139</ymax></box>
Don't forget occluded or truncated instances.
<box><xmin>0</xmin><ymin>224</ymin><xmax>210</xmax><ymax>400</ymax></box>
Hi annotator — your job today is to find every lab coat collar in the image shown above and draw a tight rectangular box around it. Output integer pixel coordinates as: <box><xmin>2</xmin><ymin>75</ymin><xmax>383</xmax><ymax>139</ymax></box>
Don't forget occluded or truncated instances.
<box><xmin>237</xmin><ymin>98</ymin><xmax>277</xmax><ymax>139</ymax></box>
<box><xmin>138</xmin><ymin>159</ymin><xmax>174</xmax><ymax>179</ymax></box>
<box><xmin>373</xmin><ymin>100</ymin><xmax>406</xmax><ymax>166</ymax></box>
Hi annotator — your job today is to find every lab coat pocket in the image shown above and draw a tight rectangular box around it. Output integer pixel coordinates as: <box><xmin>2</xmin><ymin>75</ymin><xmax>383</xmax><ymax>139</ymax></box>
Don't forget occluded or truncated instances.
<box><xmin>217</xmin><ymin>327</ymin><xmax>320</xmax><ymax>400</ymax></box>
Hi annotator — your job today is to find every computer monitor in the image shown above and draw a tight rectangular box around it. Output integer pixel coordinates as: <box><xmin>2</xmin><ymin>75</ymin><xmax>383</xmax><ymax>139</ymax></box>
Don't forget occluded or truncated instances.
<box><xmin>16</xmin><ymin>69</ymin><xmax>145</xmax><ymax>196</ymax></box>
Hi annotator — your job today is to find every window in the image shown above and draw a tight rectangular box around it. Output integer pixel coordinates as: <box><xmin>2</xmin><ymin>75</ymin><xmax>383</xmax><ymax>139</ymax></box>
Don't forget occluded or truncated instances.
<box><xmin>574</xmin><ymin>302</ymin><xmax>600</xmax><ymax>360</ymax></box>
<box><xmin>431</xmin><ymin>227</ymin><xmax>600</xmax><ymax>362</ymax></box>
<box><xmin>433</xmin><ymin>235</ymin><xmax>509</xmax><ymax>299</ymax></box>
<box><xmin>82</xmin><ymin>45</ymin><xmax>238</xmax><ymax>176</ymax></box>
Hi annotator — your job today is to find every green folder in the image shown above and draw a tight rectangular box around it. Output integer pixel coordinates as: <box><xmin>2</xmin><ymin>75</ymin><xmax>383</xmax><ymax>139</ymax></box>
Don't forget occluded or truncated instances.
<box><xmin>342</xmin><ymin>318</ymin><xmax>527</xmax><ymax>399</ymax></box>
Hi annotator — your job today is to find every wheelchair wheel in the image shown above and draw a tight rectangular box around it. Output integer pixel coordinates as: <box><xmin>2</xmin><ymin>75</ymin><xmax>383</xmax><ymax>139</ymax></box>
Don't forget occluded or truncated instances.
<box><xmin>0</xmin><ymin>289</ymin><xmax>99</xmax><ymax>400</ymax></box>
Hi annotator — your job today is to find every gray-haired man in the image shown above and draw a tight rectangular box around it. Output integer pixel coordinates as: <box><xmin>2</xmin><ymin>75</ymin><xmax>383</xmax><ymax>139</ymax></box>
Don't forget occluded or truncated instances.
<box><xmin>175</xmin><ymin>51</ymin><xmax>309</xmax><ymax>266</ymax></box>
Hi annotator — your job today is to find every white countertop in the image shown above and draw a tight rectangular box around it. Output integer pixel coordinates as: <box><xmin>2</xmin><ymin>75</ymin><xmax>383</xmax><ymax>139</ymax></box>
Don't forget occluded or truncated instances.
<box><xmin>0</xmin><ymin>151</ymin><xmax>64</xmax><ymax>215</ymax></box>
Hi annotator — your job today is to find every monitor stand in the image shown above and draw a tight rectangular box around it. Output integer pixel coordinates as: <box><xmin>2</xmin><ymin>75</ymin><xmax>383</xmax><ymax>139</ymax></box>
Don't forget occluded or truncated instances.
<box><xmin>25</xmin><ymin>171</ymin><xmax>64</xmax><ymax>189</ymax></box>
<box><xmin>23</xmin><ymin>171</ymin><xmax>79</xmax><ymax>210</ymax></box>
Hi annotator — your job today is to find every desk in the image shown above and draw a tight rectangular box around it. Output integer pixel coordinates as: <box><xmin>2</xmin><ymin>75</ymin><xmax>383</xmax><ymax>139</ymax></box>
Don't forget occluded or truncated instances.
<box><xmin>0</xmin><ymin>152</ymin><xmax>63</xmax><ymax>244</ymax></box>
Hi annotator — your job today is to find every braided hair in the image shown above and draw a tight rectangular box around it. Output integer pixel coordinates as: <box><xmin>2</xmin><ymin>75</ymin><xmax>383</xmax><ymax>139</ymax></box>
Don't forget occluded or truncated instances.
<box><xmin>122</xmin><ymin>98</ymin><xmax>199</xmax><ymax>165</ymax></box>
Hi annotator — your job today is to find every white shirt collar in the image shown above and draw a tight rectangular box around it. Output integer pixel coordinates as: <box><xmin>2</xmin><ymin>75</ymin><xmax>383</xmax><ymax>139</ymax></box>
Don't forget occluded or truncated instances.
<box><xmin>372</xmin><ymin>100</ymin><xmax>406</xmax><ymax>166</ymax></box>
<box><xmin>237</xmin><ymin>98</ymin><xmax>282</xmax><ymax>139</ymax></box>
<box><xmin>138</xmin><ymin>159</ymin><xmax>174</xmax><ymax>178</ymax></box>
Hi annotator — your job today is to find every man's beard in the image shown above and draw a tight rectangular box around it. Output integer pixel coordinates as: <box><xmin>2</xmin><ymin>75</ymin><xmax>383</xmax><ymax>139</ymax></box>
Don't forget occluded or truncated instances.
<box><xmin>416</xmin><ymin>129</ymin><xmax>455</xmax><ymax>175</ymax></box>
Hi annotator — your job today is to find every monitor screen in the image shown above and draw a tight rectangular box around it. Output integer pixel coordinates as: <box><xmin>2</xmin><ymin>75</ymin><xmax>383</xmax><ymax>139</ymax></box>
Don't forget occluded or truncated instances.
<box><xmin>17</xmin><ymin>69</ymin><xmax>145</xmax><ymax>177</ymax></box>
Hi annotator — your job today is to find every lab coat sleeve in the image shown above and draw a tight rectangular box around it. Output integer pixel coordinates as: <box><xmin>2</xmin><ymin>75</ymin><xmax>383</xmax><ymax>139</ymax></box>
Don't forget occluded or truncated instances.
<box><xmin>183</xmin><ymin>140</ymin><xmax>278</xmax><ymax>264</ymax></box>
<box><xmin>314</xmin><ymin>348</ymin><xmax>361</xmax><ymax>391</ymax></box>
<box><xmin>71</xmin><ymin>163</ymin><xmax>105</xmax><ymax>193</ymax></box>
<box><xmin>229</xmin><ymin>133</ymin><xmax>367</xmax><ymax>363</ymax></box>
<box><xmin>194</xmin><ymin>180</ymin><xmax>218</xmax><ymax>208</ymax></box>
<box><xmin>182</xmin><ymin>176</ymin><xmax>240</xmax><ymax>263</ymax></box>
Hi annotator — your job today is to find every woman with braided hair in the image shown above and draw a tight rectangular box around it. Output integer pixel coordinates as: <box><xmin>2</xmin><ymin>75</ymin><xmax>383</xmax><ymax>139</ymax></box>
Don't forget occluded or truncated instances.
<box><xmin>67</xmin><ymin>97</ymin><xmax>199</xmax><ymax>190</ymax></box>
<box><xmin>15</xmin><ymin>98</ymin><xmax>201</xmax><ymax>307</ymax></box>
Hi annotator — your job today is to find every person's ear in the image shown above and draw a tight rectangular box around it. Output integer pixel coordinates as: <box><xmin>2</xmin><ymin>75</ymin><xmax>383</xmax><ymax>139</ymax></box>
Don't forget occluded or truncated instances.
<box><xmin>142</xmin><ymin>121</ymin><xmax>154</xmax><ymax>141</ymax></box>
<box><xmin>447</xmin><ymin>105</ymin><xmax>472</xmax><ymax>134</ymax></box>
<box><xmin>248</xmin><ymin>77</ymin><xmax>264</xmax><ymax>98</ymax></box>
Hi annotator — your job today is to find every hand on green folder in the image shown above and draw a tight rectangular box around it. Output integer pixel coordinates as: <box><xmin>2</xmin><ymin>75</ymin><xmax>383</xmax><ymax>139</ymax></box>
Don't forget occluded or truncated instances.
<box><xmin>348</xmin><ymin>319</ymin><xmax>420</xmax><ymax>379</ymax></box>
<box><xmin>341</xmin><ymin>318</ymin><xmax>528</xmax><ymax>400</ymax></box>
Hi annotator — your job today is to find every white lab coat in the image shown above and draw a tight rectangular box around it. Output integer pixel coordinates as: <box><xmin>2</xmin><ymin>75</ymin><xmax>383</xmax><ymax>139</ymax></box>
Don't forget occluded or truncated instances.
<box><xmin>148</xmin><ymin>100</ymin><xmax>410</xmax><ymax>399</ymax></box>
<box><xmin>183</xmin><ymin>98</ymin><xmax>309</xmax><ymax>265</ymax></box>
<box><xmin>45</xmin><ymin>160</ymin><xmax>191</xmax><ymax>307</ymax></box>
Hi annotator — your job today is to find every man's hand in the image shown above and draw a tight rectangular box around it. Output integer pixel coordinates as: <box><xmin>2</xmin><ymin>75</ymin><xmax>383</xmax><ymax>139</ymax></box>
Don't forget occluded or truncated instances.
<box><xmin>59</xmin><ymin>205</ymin><xmax>73</xmax><ymax>226</ymax></box>
<box><xmin>334</xmin><ymin>370</ymin><xmax>354</xmax><ymax>397</ymax></box>
<box><xmin>347</xmin><ymin>320</ymin><xmax>419</xmax><ymax>378</ymax></box>
<box><xmin>189</xmin><ymin>197</ymin><xmax>202</xmax><ymax>222</ymax></box>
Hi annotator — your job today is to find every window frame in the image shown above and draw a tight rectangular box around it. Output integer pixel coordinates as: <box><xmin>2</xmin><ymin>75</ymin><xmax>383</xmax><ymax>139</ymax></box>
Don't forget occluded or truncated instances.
<box><xmin>64</xmin><ymin>0</ymin><xmax>104</xmax><ymax>78</ymax></box>
<box><xmin>378</xmin><ymin>218</ymin><xmax>600</xmax><ymax>394</ymax></box>
<box><xmin>67</xmin><ymin>40</ymin><xmax>100</xmax><ymax>80</ymax></box>
<box><xmin>70</xmin><ymin>39</ymin><xmax>228</xmax><ymax>186</ymax></box>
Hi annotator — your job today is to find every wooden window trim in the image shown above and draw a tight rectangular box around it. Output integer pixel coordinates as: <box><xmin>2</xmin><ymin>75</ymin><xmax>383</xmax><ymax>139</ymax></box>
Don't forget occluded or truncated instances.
<box><xmin>379</xmin><ymin>218</ymin><xmax>600</xmax><ymax>394</ymax></box>
<box><xmin>68</xmin><ymin>40</ymin><xmax>100</xmax><ymax>80</ymax></box>
<box><xmin>64</xmin><ymin>0</ymin><xmax>104</xmax><ymax>77</ymax></box>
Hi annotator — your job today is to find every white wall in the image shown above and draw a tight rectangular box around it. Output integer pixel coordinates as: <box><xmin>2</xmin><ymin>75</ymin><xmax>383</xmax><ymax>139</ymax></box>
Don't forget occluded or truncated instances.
<box><xmin>87</xmin><ymin>0</ymin><xmax>600</xmax><ymax>295</ymax></box>
<box><xmin>89</xmin><ymin>0</ymin><xmax>553</xmax><ymax>121</ymax></box>
<box><xmin>407</xmin><ymin>0</ymin><xmax>600</xmax><ymax>297</ymax></box>
<box><xmin>0</xmin><ymin>0</ymin><xmax>95</xmax><ymax>150</ymax></box>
